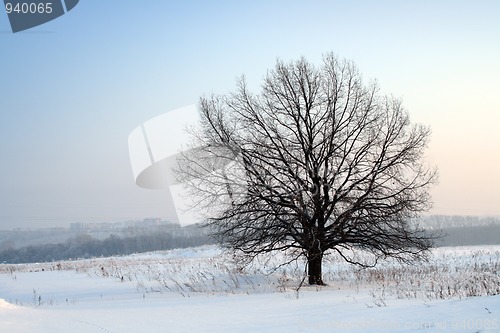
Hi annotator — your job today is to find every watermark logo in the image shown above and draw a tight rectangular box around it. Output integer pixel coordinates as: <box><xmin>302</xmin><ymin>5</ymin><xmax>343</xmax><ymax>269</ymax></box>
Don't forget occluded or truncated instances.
<box><xmin>4</xmin><ymin>0</ymin><xmax>79</xmax><ymax>33</ymax></box>
<box><xmin>129</xmin><ymin>105</ymin><xmax>244</xmax><ymax>226</ymax></box>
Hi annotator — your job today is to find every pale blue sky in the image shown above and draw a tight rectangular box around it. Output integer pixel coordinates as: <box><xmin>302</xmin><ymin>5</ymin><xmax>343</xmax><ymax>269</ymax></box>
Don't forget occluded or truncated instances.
<box><xmin>0</xmin><ymin>1</ymin><xmax>499</xmax><ymax>229</ymax></box>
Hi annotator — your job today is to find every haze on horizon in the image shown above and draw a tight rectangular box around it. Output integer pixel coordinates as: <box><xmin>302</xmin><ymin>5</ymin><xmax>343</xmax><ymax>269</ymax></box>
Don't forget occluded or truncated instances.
<box><xmin>0</xmin><ymin>1</ymin><xmax>499</xmax><ymax>230</ymax></box>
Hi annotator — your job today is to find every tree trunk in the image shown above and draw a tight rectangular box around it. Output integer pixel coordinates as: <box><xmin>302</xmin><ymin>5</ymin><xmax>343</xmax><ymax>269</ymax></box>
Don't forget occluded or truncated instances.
<box><xmin>307</xmin><ymin>249</ymin><xmax>324</xmax><ymax>285</ymax></box>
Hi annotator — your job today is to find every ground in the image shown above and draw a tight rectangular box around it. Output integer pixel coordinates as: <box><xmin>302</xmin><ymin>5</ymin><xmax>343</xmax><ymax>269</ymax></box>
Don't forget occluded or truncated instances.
<box><xmin>1</xmin><ymin>245</ymin><xmax>499</xmax><ymax>332</ymax></box>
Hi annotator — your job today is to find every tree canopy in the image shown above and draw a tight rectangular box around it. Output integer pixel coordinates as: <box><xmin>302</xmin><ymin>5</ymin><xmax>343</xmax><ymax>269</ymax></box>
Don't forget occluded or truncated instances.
<box><xmin>179</xmin><ymin>53</ymin><xmax>438</xmax><ymax>285</ymax></box>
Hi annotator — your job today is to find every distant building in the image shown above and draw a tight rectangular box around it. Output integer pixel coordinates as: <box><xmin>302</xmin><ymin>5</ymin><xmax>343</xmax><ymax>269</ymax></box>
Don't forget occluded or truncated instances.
<box><xmin>141</xmin><ymin>218</ymin><xmax>162</xmax><ymax>227</ymax></box>
<box><xmin>70</xmin><ymin>222</ymin><xmax>86</xmax><ymax>231</ymax></box>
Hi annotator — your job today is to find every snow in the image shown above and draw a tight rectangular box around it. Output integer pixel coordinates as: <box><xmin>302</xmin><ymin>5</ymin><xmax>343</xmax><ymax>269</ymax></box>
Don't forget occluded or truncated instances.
<box><xmin>1</xmin><ymin>245</ymin><xmax>499</xmax><ymax>332</ymax></box>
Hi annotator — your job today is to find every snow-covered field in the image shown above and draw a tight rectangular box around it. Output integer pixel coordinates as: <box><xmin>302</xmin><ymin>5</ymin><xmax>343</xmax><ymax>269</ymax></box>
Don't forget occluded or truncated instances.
<box><xmin>1</xmin><ymin>245</ymin><xmax>499</xmax><ymax>332</ymax></box>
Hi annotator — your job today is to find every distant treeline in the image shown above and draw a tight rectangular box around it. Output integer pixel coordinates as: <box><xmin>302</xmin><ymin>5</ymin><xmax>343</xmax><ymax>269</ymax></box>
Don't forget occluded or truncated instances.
<box><xmin>0</xmin><ymin>228</ymin><xmax>215</xmax><ymax>264</ymax></box>
<box><xmin>1</xmin><ymin>220</ymin><xmax>499</xmax><ymax>264</ymax></box>
<box><xmin>435</xmin><ymin>225</ymin><xmax>500</xmax><ymax>247</ymax></box>
<box><xmin>418</xmin><ymin>215</ymin><xmax>500</xmax><ymax>229</ymax></box>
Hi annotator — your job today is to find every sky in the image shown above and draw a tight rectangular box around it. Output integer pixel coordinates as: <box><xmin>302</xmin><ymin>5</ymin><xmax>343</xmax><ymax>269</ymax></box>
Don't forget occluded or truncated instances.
<box><xmin>0</xmin><ymin>1</ymin><xmax>498</xmax><ymax>229</ymax></box>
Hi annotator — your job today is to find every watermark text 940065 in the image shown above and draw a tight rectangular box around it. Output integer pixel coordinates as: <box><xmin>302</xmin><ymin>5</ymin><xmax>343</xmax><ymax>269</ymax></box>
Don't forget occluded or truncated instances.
<box><xmin>6</xmin><ymin>2</ymin><xmax>53</xmax><ymax>14</ymax></box>
<box><xmin>3</xmin><ymin>0</ymin><xmax>79</xmax><ymax>33</ymax></box>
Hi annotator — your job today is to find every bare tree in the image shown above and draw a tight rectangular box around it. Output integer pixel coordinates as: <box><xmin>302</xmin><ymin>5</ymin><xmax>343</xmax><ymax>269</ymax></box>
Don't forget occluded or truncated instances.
<box><xmin>179</xmin><ymin>53</ymin><xmax>438</xmax><ymax>285</ymax></box>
